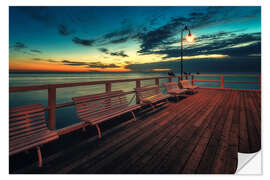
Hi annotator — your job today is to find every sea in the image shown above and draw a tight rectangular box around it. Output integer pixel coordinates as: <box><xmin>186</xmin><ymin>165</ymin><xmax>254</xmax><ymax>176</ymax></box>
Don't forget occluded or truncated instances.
<box><xmin>9</xmin><ymin>72</ymin><xmax>260</xmax><ymax>129</ymax></box>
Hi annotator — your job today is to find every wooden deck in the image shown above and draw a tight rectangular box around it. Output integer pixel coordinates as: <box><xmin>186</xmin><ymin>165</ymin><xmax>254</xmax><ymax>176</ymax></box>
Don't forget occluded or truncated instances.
<box><xmin>10</xmin><ymin>89</ymin><xmax>261</xmax><ymax>174</ymax></box>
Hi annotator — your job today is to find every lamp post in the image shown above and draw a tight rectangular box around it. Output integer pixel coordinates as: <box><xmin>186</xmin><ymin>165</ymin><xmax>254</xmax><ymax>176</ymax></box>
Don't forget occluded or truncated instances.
<box><xmin>180</xmin><ymin>25</ymin><xmax>195</xmax><ymax>80</ymax></box>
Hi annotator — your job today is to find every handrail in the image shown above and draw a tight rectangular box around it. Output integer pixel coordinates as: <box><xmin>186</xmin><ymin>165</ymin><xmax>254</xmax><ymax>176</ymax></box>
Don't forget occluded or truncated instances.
<box><xmin>191</xmin><ymin>74</ymin><xmax>261</xmax><ymax>89</ymax></box>
<box><xmin>9</xmin><ymin>76</ymin><xmax>171</xmax><ymax>92</ymax></box>
<box><xmin>9</xmin><ymin>74</ymin><xmax>261</xmax><ymax>133</ymax></box>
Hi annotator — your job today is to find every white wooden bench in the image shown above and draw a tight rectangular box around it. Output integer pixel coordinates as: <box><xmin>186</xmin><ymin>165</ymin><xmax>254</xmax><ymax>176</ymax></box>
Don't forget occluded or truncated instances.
<box><xmin>72</xmin><ymin>90</ymin><xmax>141</xmax><ymax>138</ymax></box>
<box><xmin>134</xmin><ymin>85</ymin><xmax>170</xmax><ymax>110</ymax></box>
<box><xmin>9</xmin><ymin>104</ymin><xmax>59</xmax><ymax>167</ymax></box>
<box><xmin>164</xmin><ymin>82</ymin><xmax>188</xmax><ymax>101</ymax></box>
<box><xmin>179</xmin><ymin>80</ymin><xmax>199</xmax><ymax>93</ymax></box>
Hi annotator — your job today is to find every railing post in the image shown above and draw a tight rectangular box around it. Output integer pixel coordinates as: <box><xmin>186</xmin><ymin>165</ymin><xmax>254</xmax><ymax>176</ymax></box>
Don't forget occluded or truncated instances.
<box><xmin>192</xmin><ymin>75</ymin><xmax>194</xmax><ymax>86</ymax></box>
<box><xmin>259</xmin><ymin>75</ymin><xmax>261</xmax><ymax>90</ymax></box>
<box><xmin>155</xmin><ymin>78</ymin><xmax>159</xmax><ymax>87</ymax></box>
<box><xmin>178</xmin><ymin>76</ymin><xmax>181</xmax><ymax>82</ymax></box>
<box><xmin>136</xmin><ymin>80</ymin><xmax>141</xmax><ymax>104</ymax></box>
<box><xmin>221</xmin><ymin>75</ymin><xmax>224</xmax><ymax>89</ymax></box>
<box><xmin>106</xmin><ymin>82</ymin><xmax>111</xmax><ymax>92</ymax></box>
<box><xmin>48</xmin><ymin>87</ymin><xmax>56</xmax><ymax>130</ymax></box>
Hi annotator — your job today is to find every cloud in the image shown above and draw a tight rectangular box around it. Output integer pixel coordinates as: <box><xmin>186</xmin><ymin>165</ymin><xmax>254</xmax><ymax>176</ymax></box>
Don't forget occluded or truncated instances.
<box><xmin>110</xmin><ymin>51</ymin><xmax>128</xmax><ymax>57</ymax></box>
<box><xmin>136</xmin><ymin>7</ymin><xmax>260</xmax><ymax>54</ymax></box>
<box><xmin>58</xmin><ymin>24</ymin><xmax>72</xmax><ymax>36</ymax></box>
<box><xmin>30</xmin><ymin>49</ymin><xmax>42</xmax><ymax>53</ymax></box>
<box><xmin>31</xmin><ymin>58</ymin><xmax>121</xmax><ymax>69</ymax></box>
<box><xmin>143</xmin><ymin>32</ymin><xmax>260</xmax><ymax>59</ymax></box>
<box><xmin>72</xmin><ymin>37</ymin><xmax>95</xmax><ymax>46</ymax></box>
<box><xmin>31</xmin><ymin>58</ymin><xmax>57</xmax><ymax>62</ymax></box>
<box><xmin>104</xmin><ymin>28</ymin><xmax>132</xmax><ymax>39</ymax></box>
<box><xmin>109</xmin><ymin>37</ymin><xmax>129</xmax><ymax>44</ymax></box>
<box><xmin>99</xmin><ymin>48</ymin><xmax>129</xmax><ymax>57</ymax></box>
<box><xmin>62</xmin><ymin>60</ymin><xmax>88</xmax><ymax>66</ymax></box>
<box><xmin>88</xmin><ymin>62</ymin><xmax>120</xmax><ymax>68</ymax></box>
<box><xmin>137</xmin><ymin>20</ymin><xmax>183</xmax><ymax>54</ymax></box>
<box><xmin>18</xmin><ymin>7</ymin><xmax>53</xmax><ymax>26</ymax></box>
<box><xmin>98</xmin><ymin>48</ymin><xmax>109</xmax><ymax>54</ymax></box>
<box><xmin>12</xmin><ymin>42</ymin><xmax>28</xmax><ymax>51</ymax></box>
<box><xmin>125</xmin><ymin>56</ymin><xmax>260</xmax><ymax>73</ymax></box>
<box><xmin>61</xmin><ymin>60</ymin><xmax>120</xmax><ymax>69</ymax></box>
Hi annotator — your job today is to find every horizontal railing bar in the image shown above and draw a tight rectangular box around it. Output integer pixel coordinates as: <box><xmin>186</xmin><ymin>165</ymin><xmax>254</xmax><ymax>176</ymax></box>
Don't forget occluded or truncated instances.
<box><xmin>10</xmin><ymin>76</ymin><xmax>171</xmax><ymax>92</ymax></box>
<box><xmin>193</xmin><ymin>80</ymin><xmax>259</xmax><ymax>84</ymax></box>
<box><xmin>223</xmin><ymin>81</ymin><xmax>260</xmax><ymax>84</ymax></box>
<box><xmin>191</xmin><ymin>74</ymin><xmax>260</xmax><ymax>77</ymax></box>
<box><xmin>193</xmin><ymin>80</ymin><xmax>221</xmax><ymax>82</ymax></box>
<box><xmin>57</xmin><ymin>122</ymin><xmax>85</xmax><ymax>136</ymax></box>
<box><xmin>199</xmin><ymin>87</ymin><xmax>261</xmax><ymax>92</ymax></box>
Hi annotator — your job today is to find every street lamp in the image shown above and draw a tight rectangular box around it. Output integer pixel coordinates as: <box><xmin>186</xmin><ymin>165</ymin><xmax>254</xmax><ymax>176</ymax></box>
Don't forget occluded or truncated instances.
<box><xmin>180</xmin><ymin>25</ymin><xmax>195</xmax><ymax>80</ymax></box>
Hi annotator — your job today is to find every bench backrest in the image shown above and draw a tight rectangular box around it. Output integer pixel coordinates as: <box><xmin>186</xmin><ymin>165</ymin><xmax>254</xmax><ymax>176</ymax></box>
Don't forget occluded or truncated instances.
<box><xmin>72</xmin><ymin>90</ymin><xmax>129</xmax><ymax>121</ymax></box>
<box><xmin>9</xmin><ymin>104</ymin><xmax>48</xmax><ymax>141</ymax></box>
<box><xmin>164</xmin><ymin>82</ymin><xmax>180</xmax><ymax>91</ymax></box>
<box><xmin>179</xmin><ymin>80</ymin><xmax>191</xmax><ymax>88</ymax></box>
<box><xmin>134</xmin><ymin>85</ymin><xmax>161</xmax><ymax>101</ymax></box>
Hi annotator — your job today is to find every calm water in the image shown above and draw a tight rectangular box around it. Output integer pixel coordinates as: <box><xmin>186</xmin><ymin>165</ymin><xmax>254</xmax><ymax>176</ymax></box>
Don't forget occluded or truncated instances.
<box><xmin>9</xmin><ymin>72</ymin><xmax>260</xmax><ymax>129</ymax></box>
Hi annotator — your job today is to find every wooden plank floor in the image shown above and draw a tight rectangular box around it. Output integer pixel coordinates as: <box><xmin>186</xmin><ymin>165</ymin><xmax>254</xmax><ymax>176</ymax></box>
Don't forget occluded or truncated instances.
<box><xmin>10</xmin><ymin>89</ymin><xmax>261</xmax><ymax>174</ymax></box>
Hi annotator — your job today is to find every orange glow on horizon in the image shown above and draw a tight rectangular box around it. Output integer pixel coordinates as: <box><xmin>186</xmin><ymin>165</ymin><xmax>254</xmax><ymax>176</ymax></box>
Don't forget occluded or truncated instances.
<box><xmin>9</xmin><ymin>59</ymin><xmax>131</xmax><ymax>72</ymax></box>
<box><xmin>152</xmin><ymin>68</ymin><xmax>172</xmax><ymax>72</ymax></box>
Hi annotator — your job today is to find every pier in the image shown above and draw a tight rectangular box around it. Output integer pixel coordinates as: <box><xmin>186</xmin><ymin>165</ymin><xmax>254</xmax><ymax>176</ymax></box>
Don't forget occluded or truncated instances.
<box><xmin>9</xmin><ymin>74</ymin><xmax>261</xmax><ymax>174</ymax></box>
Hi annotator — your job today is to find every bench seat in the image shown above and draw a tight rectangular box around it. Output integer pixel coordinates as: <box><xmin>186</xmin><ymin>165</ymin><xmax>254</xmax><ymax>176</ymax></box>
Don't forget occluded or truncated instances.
<box><xmin>72</xmin><ymin>91</ymin><xmax>141</xmax><ymax>138</ymax></box>
<box><xmin>135</xmin><ymin>85</ymin><xmax>170</xmax><ymax>110</ymax></box>
<box><xmin>82</xmin><ymin>104</ymin><xmax>141</xmax><ymax>125</ymax></box>
<box><xmin>164</xmin><ymin>82</ymin><xmax>188</xmax><ymax>101</ymax></box>
<box><xmin>9</xmin><ymin>104</ymin><xmax>59</xmax><ymax>167</ymax></box>
<box><xmin>141</xmin><ymin>93</ymin><xmax>171</xmax><ymax>104</ymax></box>
<box><xmin>179</xmin><ymin>80</ymin><xmax>199</xmax><ymax>93</ymax></box>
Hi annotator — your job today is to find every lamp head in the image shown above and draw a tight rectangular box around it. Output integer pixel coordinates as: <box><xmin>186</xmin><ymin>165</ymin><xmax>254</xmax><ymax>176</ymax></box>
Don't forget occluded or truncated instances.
<box><xmin>185</xmin><ymin>32</ymin><xmax>195</xmax><ymax>43</ymax></box>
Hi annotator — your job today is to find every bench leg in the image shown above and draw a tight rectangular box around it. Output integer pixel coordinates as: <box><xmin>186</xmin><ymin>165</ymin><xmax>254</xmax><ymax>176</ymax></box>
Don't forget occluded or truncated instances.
<box><xmin>131</xmin><ymin>111</ymin><xmax>136</xmax><ymax>121</ymax></box>
<box><xmin>82</xmin><ymin>123</ymin><xmax>87</xmax><ymax>132</ymax></box>
<box><xmin>151</xmin><ymin>104</ymin><xmax>155</xmax><ymax>111</ymax></box>
<box><xmin>37</xmin><ymin>146</ymin><xmax>43</xmax><ymax>168</ymax></box>
<box><xmin>95</xmin><ymin>124</ymin><xmax>102</xmax><ymax>139</ymax></box>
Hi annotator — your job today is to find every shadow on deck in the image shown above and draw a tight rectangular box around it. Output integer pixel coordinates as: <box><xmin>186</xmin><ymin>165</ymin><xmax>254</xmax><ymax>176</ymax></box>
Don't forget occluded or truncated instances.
<box><xmin>9</xmin><ymin>89</ymin><xmax>261</xmax><ymax>174</ymax></box>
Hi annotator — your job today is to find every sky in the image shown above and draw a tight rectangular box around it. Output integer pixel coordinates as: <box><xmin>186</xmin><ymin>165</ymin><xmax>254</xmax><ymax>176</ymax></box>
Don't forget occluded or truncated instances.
<box><xmin>9</xmin><ymin>6</ymin><xmax>261</xmax><ymax>73</ymax></box>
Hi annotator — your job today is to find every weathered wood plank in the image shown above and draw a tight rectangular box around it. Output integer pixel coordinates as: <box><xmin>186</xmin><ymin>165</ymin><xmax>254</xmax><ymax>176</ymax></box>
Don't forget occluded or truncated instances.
<box><xmin>10</xmin><ymin>89</ymin><xmax>261</xmax><ymax>174</ymax></box>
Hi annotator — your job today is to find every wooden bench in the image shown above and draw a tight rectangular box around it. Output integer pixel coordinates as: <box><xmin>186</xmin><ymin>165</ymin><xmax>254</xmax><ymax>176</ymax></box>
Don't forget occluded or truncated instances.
<box><xmin>72</xmin><ymin>90</ymin><xmax>141</xmax><ymax>138</ymax></box>
<box><xmin>179</xmin><ymin>80</ymin><xmax>199</xmax><ymax>94</ymax></box>
<box><xmin>134</xmin><ymin>85</ymin><xmax>171</xmax><ymax>110</ymax></box>
<box><xmin>164</xmin><ymin>82</ymin><xmax>188</xmax><ymax>101</ymax></box>
<box><xmin>9</xmin><ymin>104</ymin><xmax>59</xmax><ymax>167</ymax></box>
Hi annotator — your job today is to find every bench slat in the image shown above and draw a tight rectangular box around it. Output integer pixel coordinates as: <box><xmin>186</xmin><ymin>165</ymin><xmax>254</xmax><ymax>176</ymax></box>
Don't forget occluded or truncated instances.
<box><xmin>72</xmin><ymin>91</ymin><xmax>124</xmax><ymax>103</ymax></box>
<box><xmin>83</xmin><ymin>105</ymin><xmax>141</xmax><ymax>125</ymax></box>
<box><xmin>73</xmin><ymin>91</ymin><xmax>140</xmax><ymax>137</ymax></box>
<box><xmin>135</xmin><ymin>85</ymin><xmax>170</xmax><ymax>105</ymax></box>
<box><xmin>10</xmin><ymin>131</ymin><xmax>58</xmax><ymax>151</ymax></box>
<box><xmin>10</xmin><ymin>135</ymin><xmax>58</xmax><ymax>156</ymax></box>
<box><xmin>10</xmin><ymin>123</ymin><xmax>47</xmax><ymax>137</ymax></box>
<box><xmin>10</xmin><ymin>115</ymin><xmax>46</xmax><ymax>127</ymax></box>
<box><xmin>9</xmin><ymin>104</ymin><xmax>59</xmax><ymax>157</ymax></box>
<box><xmin>9</xmin><ymin>127</ymin><xmax>49</xmax><ymax>141</ymax></box>
<box><xmin>76</xmin><ymin>97</ymin><xmax>128</xmax><ymax>114</ymax></box>
<box><xmin>10</xmin><ymin>111</ymin><xmax>45</xmax><ymax>122</ymax></box>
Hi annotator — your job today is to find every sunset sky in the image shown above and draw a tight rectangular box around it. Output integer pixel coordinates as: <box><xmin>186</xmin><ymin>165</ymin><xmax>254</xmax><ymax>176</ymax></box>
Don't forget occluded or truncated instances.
<box><xmin>9</xmin><ymin>6</ymin><xmax>261</xmax><ymax>72</ymax></box>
